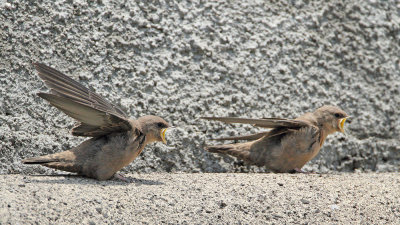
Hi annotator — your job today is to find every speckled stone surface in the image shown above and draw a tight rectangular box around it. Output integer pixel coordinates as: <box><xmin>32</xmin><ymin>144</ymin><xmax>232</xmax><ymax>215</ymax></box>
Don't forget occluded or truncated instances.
<box><xmin>0</xmin><ymin>173</ymin><xmax>399</xmax><ymax>224</ymax></box>
<box><xmin>1</xmin><ymin>0</ymin><xmax>399</xmax><ymax>174</ymax></box>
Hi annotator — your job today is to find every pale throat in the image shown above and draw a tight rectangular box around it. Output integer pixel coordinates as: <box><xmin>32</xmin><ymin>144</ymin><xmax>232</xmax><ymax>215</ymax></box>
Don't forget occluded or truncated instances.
<box><xmin>144</xmin><ymin>133</ymin><xmax>158</xmax><ymax>144</ymax></box>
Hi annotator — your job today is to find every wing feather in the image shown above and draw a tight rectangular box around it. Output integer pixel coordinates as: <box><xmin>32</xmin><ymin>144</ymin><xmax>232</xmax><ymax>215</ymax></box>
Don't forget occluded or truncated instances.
<box><xmin>34</xmin><ymin>63</ymin><xmax>132</xmax><ymax>137</ymax></box>
<box><xmin>202</xmin><ymin>116</ymin><xmax>313</xmax><ymax>142</ymax></box>
<box><xmin>201</xmin><ymin>117</ymin><xmax>308</xmax><ymax>128</ymax></box>
<box><xmin>211</xmin><ymin>132</ymin><xmax>269</xmax><ymax>141</ymax></box>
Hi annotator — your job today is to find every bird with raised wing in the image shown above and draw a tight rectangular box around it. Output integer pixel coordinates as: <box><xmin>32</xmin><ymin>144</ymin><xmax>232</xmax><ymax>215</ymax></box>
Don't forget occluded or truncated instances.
<box><xmin>202</xmin><ymin>106</ymin><xmax>349</xmax><ymax>173</ymax></box>
<box><xmin>22</xmin><ymin>63</ymin><xmax>170</xmax><ymax>181</ymax></box>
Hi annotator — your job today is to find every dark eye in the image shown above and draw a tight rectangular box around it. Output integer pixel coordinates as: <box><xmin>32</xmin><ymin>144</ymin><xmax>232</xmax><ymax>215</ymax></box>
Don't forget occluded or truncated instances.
<box><xmin>334</xmin><ymin>113</ymin><xmax>341</xmax><ymax>118</ymax></box>
<box><xmin>157</xmin><ymin>122</ymin><xmax>164</xmax><ymax>128</ymax></box>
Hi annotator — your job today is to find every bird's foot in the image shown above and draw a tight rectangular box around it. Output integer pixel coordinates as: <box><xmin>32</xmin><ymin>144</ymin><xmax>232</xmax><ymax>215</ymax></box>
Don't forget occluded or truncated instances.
<box><xmin>113</xmin><ymin>173</ymin><xmax>132</xmax><ymax>182</ymax></box>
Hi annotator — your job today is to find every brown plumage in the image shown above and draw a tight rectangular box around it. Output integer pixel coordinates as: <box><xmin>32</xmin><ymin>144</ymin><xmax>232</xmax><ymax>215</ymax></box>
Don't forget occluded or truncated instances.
<box><xmin>202</xmin><ymin>106</ymin><xmax>349</xmax><ymax>173</ymax></box>
<box><xmin>22</xmin><ymin>63</ymin><xmax>170</xmax><ymax>180</ymax></box>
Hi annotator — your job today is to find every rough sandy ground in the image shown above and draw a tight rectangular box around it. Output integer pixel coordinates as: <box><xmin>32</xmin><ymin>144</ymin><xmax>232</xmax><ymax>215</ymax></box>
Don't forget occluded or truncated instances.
<box><xmin>1</xmin><ymin>1</ymin><xmax>399</xmax><ymax>174</ymax></box>
<box><xmin>1</xmin><ymin>173</ymin><xmax>399</xmax><ymax>224</ymax></box>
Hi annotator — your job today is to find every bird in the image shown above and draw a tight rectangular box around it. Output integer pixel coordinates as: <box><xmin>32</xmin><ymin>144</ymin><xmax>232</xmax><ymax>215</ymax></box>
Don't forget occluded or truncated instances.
<box><xmin>22</xmin><ymin>63</ymin><xmax>170</xmax><ymax>181</ymax></box>
<box><xmin>201</xmin><ymin>105</ymin><xmax>349</xmax><ymax>173</ymax></box>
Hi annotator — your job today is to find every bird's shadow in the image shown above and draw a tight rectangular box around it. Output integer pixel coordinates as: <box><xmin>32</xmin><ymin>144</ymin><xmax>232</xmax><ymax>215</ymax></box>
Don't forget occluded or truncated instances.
<box><xmin>23</xmin><ymin>174</ymin><xmax>165</xmax><ymax>186</ymax></box>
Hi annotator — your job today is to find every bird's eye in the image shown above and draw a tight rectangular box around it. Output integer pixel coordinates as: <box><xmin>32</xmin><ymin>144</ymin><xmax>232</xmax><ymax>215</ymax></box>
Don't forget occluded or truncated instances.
<box><xmin>157</xmin><ymin>122</ymin><xmax>164</xmax><ymax>128</ymax></box>
<box><xmin>334</xmin><ymin>113</ymin><xmax>341</xmax><ymax>118</ymax></box>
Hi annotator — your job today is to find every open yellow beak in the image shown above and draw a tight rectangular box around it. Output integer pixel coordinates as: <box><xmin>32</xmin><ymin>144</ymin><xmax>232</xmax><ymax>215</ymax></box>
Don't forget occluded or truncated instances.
<box><xmin>160</xmin><ymin>128</ymin><xmax>168</xmax><ymax>144</ymax></box>
<box><xmin>338</xmin><ymin>117</ymin><xmax>349</xmax><ymax>133</ymax></box>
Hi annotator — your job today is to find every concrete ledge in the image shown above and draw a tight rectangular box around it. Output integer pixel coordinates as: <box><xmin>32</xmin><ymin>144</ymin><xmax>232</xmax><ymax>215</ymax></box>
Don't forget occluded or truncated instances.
<box><xmin>1</xmin><ymin>173</ymin><xmax>399</xmax><ymax>223</ymax></box>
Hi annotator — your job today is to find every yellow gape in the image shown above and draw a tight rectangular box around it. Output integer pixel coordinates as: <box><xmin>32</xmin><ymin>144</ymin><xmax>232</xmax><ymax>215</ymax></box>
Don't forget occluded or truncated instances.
<box><xmin>339</xmin><ymin>117</ymin><xmax>348</xmax><ymax>133</ymax></box>
<box><xmin>161</xmin><ymin>128</ymin><xmax>168</xmax><ymax>144</ymax></box>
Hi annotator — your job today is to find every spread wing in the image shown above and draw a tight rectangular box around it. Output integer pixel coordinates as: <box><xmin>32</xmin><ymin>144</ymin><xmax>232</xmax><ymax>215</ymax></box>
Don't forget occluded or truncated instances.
<box><xmin>34</xmin><ymin>63</ymin><xmax>132</xmax><ymax>137</ymax></box>
<box><xmin>201</xmin><ymin>116</ymin><xmax>311</xmax><ymax>141</ymax></box>
<box><xmin>201</xmin><ymin>117</ymin><xmax>309</xmax><ymax>128</ymax></box>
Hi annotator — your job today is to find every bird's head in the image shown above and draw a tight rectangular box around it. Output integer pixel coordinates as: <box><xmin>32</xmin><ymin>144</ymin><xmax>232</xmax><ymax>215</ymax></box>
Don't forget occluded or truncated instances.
<box><xmin>137</xmin><ymin>115</ymin><xmax>170</xmax><ymax>144</ymax></box>
<box><xmin>314</xmin><ymin>105</ymin><xmax>349</xmax><ymax>134</ymax></box>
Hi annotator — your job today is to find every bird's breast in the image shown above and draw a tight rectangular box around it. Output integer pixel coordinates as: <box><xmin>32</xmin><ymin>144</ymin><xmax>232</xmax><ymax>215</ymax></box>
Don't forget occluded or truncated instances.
<box><xmin>120</xmin><ymin>134</ymin><xmax>146</xmax><ymax>167</ymax></box>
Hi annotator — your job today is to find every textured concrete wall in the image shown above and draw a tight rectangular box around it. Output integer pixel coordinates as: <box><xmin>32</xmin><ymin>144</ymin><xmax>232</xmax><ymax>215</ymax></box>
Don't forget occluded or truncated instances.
<box><xmin>1</xmin><ymin>0</ymin><xmax>399</xmax><ymax>174</ymax></box>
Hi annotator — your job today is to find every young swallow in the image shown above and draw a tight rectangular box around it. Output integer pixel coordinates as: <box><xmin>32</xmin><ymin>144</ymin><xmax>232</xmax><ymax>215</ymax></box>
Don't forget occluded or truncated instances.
<box><xmin>202</xmin><ymin>106</ymin><xmax>349</xmax><ymax>173</ymax></box>
<box><xmin>22</xmin><ymin>63</ymin><xmax>170</xmax><ymax>181</ymax></box>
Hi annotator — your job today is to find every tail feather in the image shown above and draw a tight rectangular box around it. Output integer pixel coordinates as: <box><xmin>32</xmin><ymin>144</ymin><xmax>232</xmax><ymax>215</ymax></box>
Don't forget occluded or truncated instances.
<box><xmin>205</xmin><ymin>143</ymin><xmax>251</xmax><ymax>161</ymax></box>
<box><xmin>22</xmin><ymin>156</ymin><xmax>58</xmax><ymax>164</ymax></box>
<box><xmin>22</xmin><ymin>151</ymin><xmax>81</xmax><ymax>173</ymax></box>
<box><xmin>205</xmin><ymin>145</ymin><xmax>234</xmax><ymax>153</ymax></box>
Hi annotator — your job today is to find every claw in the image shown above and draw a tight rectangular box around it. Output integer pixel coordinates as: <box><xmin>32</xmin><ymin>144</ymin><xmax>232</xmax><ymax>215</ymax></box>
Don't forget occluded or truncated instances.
<box><xmin>113</xmin><ymin>173</ymin><xmax>131</xmax><ymax>182</ymax></box>
<box><xmin>293</xmin><ymin>168</ymin><xmax>316</xmax><ymax>174</ymax></box>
